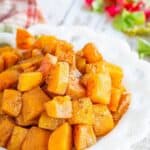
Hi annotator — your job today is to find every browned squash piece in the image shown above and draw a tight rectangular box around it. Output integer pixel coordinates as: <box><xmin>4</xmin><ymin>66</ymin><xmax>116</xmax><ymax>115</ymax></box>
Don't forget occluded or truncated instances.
<box><xmin>32</xmin><ymin>49</ymin><xmax>43</xmax><ymax>57</ymax></box>
<box><xmin>39</xmin><ymin>112</ymin><xmax>65</xmax><ymax>130</ymax></box>
<box><xmin>86</xmin><ymin>72</ymin><xmax>111</xmax><ymax>104</ymax></box>
<box><xmin>22</xmin><ymin>87</ymin><xmax>49</xmax><ymax>122</ymax></box>
<box><xmin>33</xmin><ymin>35</ymin><xmax>58</xmax><ymax>54</ymax></box>
<box><xmin>85</xmin><ymin>61</ymin><xmax>106</xmax><ymax>73</ymax></box>
<box><xmin>18</xmin><ymin>71</ymin><xmax>42</xmax><ymax>92</ymax></box>
<box><xmin>7</xmin><ymin>126</ymin><xmax>28</xmax><ymax>150</ymax></box>
<box><xmin>55</xmin><ymin>40</ymin><xmax>74</xmax><ymax>65</ymax></box>
<box><xmin>109</xmin><ymin>88</ymin><xmax>122</xmax><ymax>112</ymax></box>
<box><xmin>93</xmin><ymin>104</ymin><xmax>114</xmax><ymax>136</ymax></box>
<box><xmin>82</xmin><ymin>43</ymin><xmax>103</xmax><ymax>63</ymax></box>
<box><xmin>22</xmin><ymin>127</ymin><xmax>50</xmax><ymax>150</ymax></box>
<box><xmin>76</xmin><ymin>55</ymin><xmax>86</xmax><ymax>73</ymax></box>
<box><xmin>66</xmin><ymin>69</ymin><xmax>85</xmax><ymax>99</ymax></box>
<box><xmin>0</xmin><ymin>69</ymin><xmax>19</xmax><ymax>91</ymax></box>
<box><xmin>16</xmin><ymin>28</ymin><xmax>34</xmax><ymax>49</ymax></box>
<box><xmin>106</xmin><ymin>62</ymin><xmax>123</xmax><ymax>88</ymax></box>
<box><xmin>48</xmin><ymin>122</ymin><xmax>72</xmax><ymax>150</ymax></box>
<box><xmin>2</xmin><ymin>51</ymin><xmax>19</xmax><ymax>68</ymax></box>
<box><xmin>19</xmin><ymin>55</ymin><xmax>43</xmax><ymax>71</ymax></box>
<box><xmin>69</xmin><ymin>98</ymin><xmax>94</xmax><ymax>125</ymax></box>
<box><xmin>0</xmin><ymin>115</ymin><xmax>15</xmax><ymax>147</ymax></box>
<box><xmin>2</xmin><ymin>89</ymin><xmax>22</xmax><ymax>117</ymax></box>
<box><xmin>47</xmin><ymin>62</ymin><xmax>69</xmax><ymax>95</ymax></box>
<box><xmin>38</xmin><ymin>53</ymin><xmax>57</xmax><ymax>79</ymax></box>
<box><xmin>74</xmin><ymin>125</ymin><xmax>96</xmax><ymax>150</ymax></box>
<box><xmin>112</xmin><ymin>93</ymin><xmax>131</xmax><ymax>123</ymax></box>
<box><xmin>16</xmin><ymin>113</ymin><xmax>38</xmax><ymax>127</ymax></box>
<box><xmin>45</xmin><ymin>96</ymin><xmax>72</xmax><ymax>118</ymax></box>
<box><xmin>0</xmin><ymin>92</ymin><xmax>3</xmax><ymax>114</ymax></box>
<box><xmin>0</xmin><ymin>56</ymin><xmax>4</xmax><ymax>72</ymax></box>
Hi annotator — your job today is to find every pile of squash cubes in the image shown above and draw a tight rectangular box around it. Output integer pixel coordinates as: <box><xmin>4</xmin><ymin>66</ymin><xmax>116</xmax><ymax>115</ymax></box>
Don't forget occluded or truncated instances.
<box><xmin>0</xmin><ymin>29</ymin><xmax>130</xmax><ymax>150</ymax></box>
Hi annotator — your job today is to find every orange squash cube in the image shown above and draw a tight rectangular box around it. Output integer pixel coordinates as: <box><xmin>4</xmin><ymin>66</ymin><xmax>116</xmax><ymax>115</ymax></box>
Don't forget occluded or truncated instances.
<box><xmin>16</xmin><ymin>114</ymin><xmax>38</xmax><ymax>127</ymax></box>
<box><xmin>76</xmin><ymin>56</ymin><xmax>86</xmax><ymax>73</ymax></box>
<box><xmin>86</xmin><ymin>72</ymin><xmax>111</xmax><ymax>104</ymax></box>
<box><xmin>109</xmin><ymin>88</ymin><xmax>122</xmax><ymax>112</ymax></box>
<box><xmin>0</xmin><ymin>69</ymin><xmax>19</xmax><ymax>91</ymax></box>
<box><xmin>69</xmin><ymin>98</ymin><xmax>94</xmax><ymax>125</ymax></box>
<box><xmin>74</xmin><ymin>125</ymin><xmax>96</xmax><ymax>150</ymax></box>
<box><xmin>0</xmin><ymin>115</ymin><xmax>15</xmax><ymax>147</ymax></box>
<box><xmin>7</xmin><ymin>126</ymin><xmax>28</xmax><ymax>150</ymax></box>
<box><xmin>82</xmin><ymin>43</ymin><xmax>103</xmax><ymax>63</ymax></box>
<box><xmin>22</xmin><ymin>87</ymin><xmax>49</xmax><ymax>122</ymax></box>
<box><xmin>16</xmin><ymin>28</ymin><xmax>34</xmax><ymax>49</ymax></box>
<box><xmin>106</xmin><ymin>62</ymin><xmax>123</xmax><ymax>88</ymax></box>
<box><xmin>66</xmin><ymin>69</ymin><xmax>85</xmax><ymax>99</ymax></box>
<box><xmin>48</xmin><ymin>122</ymin><xmax>72</xmax><ymax>150</ymax></box>
<box><xmin>22</xmin><ymin>127</ymin><xmax>50</xmax><ymax>150</ymax></box>
<box><xmin>47</xmin><ymin>62</ymin><xmax>69</xmax><ymax>95</ymax></box>
<box><xmin>55</xmin><ymin>40</ymin><xmax>74</xmax><ymax>65</ymax></box>
<box><xmin>93</xmin><ymin>104</ymin><xmax>114</xmax><ymax>136</ymax></box>
<box><xmin>38</xmin><ymin>54</ymin><xmax>57</xmax><ymax>79</ymax></box>
<box><xmin>2</xmin><ymin>89</ymin><xmax>22</xmax><ymax>117</ymax></box>
<box><xmin>33</xmin><ymin>36</ymin><xmax>58</xmax><ymax>54</ymax></box>
<box><xmin>18</xmin><ymin>72</ymin><xmax>42</xmax><ymax>91</ymax></box>
<box><xmin>45</xmin><ymin>96</ymin><xmax>72</xmax><ymax>118</ymax></box>
<box><xmin>0</xmin><ymin>92</ymin><xmax>3</xmax><ymax>114</ymax></box>
<box><xmin>39</xmin><ymin>112</ymin><xmax>65</xmax><ymax>130</ymax></box>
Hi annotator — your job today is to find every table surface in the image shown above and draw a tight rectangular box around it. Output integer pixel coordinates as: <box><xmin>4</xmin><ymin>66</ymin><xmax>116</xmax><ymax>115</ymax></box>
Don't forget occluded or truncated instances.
<box><xmin>38</xmin><ymin>0</ymin><xmax>150</xmax><ymax>150</ymax></box>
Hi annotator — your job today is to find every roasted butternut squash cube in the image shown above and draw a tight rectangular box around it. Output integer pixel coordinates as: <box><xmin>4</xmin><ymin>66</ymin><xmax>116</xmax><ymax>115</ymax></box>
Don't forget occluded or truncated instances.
<box><xmin>74</xmin><ymin>125</ymin><xmax>96</xmax><ymax>150</ymax></box>
<box><xmin>55</xmin><ymin>40</ymin><xmax>74</xmax><ymax>65</ymax></box>
<box><xmin>106</xmin><ymin>62</ymin><xmax>123</xmax><ymax>88</ymax></box>
<box><xmin>66</xmin><ymin>69</ymin><xmax>85</xmax><ymax>99</ymax></box>
<box><xmin>33</xmin><ymin>36</ymin><xmax>58</xmax><ymax>53</ymax></box>
<box><xmin>16</xmin><ymin>114</ymin><xmax>38</xmax><ymax>127</ymax></box>
<box><xmin>76</xmin><ymin>55</ymin><xmax>86</xmax><ymax>73</ymax></box>
<box><xmin>39</xmin><ymin>112</ymin><xmax>65</xmax><ymax>130</ymax></box>
<box><xmin>109</xmin><ymin>88</ymin><xmax>122</xmax><ymax>112</ymax></box>
<box><xmin>2</xmin><ymin>51</ymin><xmax>19</xmax><ymax>68</ymax></box>
<box><xmin>112</xmin><ymin>93</ymin><xmax>131</xmax><ymax>123</ymax></box>
<box><xmin>22</xmin><ymin>127</ymin><xmax>50</xmax><ymax>150</ymax></box>
<box><xmin>85</xmin><ymin>61</ymin><xmax>106</xmax><ymax>73</ymax></box>
<box><xmin>0</xmin><ymin>69</ymin><xmax>19</xmax><ymax>91</ymax></box>
<box><xmin>7</xmin><ymin>126</ymin><xmax>28</xmax><ymax>150</ymax></box>
<box><xmin>18</xmin><ymin>72</ymin><xmax>42</xmax><ymax>91</ymax></box>
<box><xmin>38</xmin><ymin>54</ymin><xmax>57</xmax><ymax>79</ymax></box>
<box><xmin>16</xmin><ymin>28</ymin><xmax>34</xmax><ymax>49</ymax></box>
<box><xmin>45</xmin><ymin>96</ymin><xmax>72</xmax><ymax>118</ymax></box>
<box><xmin>0</xmin><ymin>115</ymin><xmax>14</xmax><ymax>147</ymax></box>
<box><xmin>47</xmin><ymin>62</ymin><xmax>69</xmax><ymax>95</ymax></box>
<box><xmin>86</xmin><ymin>72</ymin><xmax>111</xmax><ymax>104</ymax></box>
<box><xmin>93</xmin><ymin>104</ymin><xmax>114</xmax><ymax>136</ymax></box>
<box><xmin>19</xmin><ymin>55</ymin><xmax>43</xmax><ymax>71</ymax></box>
<box><xmin>82</xmin><ymin>43</ymin><xmax>103</xmax><ymax>63</ymax></box>
<box><xmin>69</xmin><ymin>98</ymin><xmax>94</xmax><ymax>125</ymax></box>
<box><xmin>22</xmin><ymin>87</ymin><xmax>49</xmax><ymax>122</ymax></box>
<box><xmin>2</xmin><ymin>89</ymin><xmax>22</xmax><ymax>117</ymax></box>
<box><xmin>0</xmin><ymin>56</ymin><xmax>4</xmax><ymax>72</ymax></box>
<box><xmin>48</xmin><ymin>122</ymin><xmax>72</xmax><ymax>150</ymax></box>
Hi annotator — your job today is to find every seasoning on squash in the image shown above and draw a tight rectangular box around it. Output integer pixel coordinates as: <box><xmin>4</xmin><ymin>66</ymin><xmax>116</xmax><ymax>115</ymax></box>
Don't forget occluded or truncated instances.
<box><xmin>45</xmin><ymin>96</ymin><xmax>72</xmax><ymax>118</ymax></box>
<box><xmin>2</xmin><ymin>89</ymin><xmax>22</xmax><ymax>117</ymax></box>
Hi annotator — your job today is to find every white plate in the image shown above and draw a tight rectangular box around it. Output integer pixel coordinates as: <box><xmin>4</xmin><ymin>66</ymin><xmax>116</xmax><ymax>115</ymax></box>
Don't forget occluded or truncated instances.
<box><xmin>1</xmin><ymin>25</ymin><xmax>150</xmax><ymax>150</ymax></box>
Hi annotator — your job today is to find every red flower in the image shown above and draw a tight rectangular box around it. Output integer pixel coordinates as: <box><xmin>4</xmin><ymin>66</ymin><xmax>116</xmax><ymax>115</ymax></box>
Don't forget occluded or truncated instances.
<box><xmin>144</xmin><ymin>9</ymin><xmax>150</xmax><ymax>21</ymax></box>
<box><xmin>105</xmin><ymin>5</ymin><xmax>122</xmax><ymax>17</ymax></box>
<box><xmin>85</xmin><ymin>0</ymin><xmax>94</xmax><ymax>7</ymax></box>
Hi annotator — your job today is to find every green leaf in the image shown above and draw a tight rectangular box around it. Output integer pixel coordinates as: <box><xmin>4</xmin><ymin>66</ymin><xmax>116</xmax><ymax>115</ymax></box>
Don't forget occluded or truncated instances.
<box><xmin>113</xmin><ymin>10</ymin><xmax>146</xmax><ymax>34</ymax></box>
<box><xmin>137</xmin><ymin>38</ymin><xmax>150</xmax><ymax>58</ymax></box>
<box><xmin>92</xmin><ymin>0</ymin><xmax>104</xmax><ymax>12</ymax></box>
